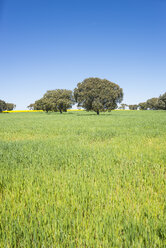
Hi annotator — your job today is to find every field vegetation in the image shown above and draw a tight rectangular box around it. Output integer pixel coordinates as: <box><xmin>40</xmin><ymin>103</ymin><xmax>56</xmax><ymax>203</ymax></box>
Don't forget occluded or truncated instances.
<box><xmin>0</xmin><ymin>111</ymin><xmax>166</xmax><ymax>247</ymax></box>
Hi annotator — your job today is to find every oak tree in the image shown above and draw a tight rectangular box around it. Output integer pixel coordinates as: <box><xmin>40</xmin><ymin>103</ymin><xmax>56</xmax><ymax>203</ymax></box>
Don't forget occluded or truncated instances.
<box><xmin>138</xmin><ymin>102</ymin><xmax>148</xmax><ymax>110</ymax></box>
<box><xmin>128</xmin><ymin>105</ymin><xmax>138</xmax><ymax>110</ymax></box>
<box><xmin>6</xmin><ymin>103</ymin><xmax>16</xmax><ymax>111</ymax></box>
<box><xmin>74</xmin><ymin>77</ymin><xmax>123</xmax><ymax>114</ymax></box>
<box><xmin>158</xmin><ymin>92</ymin><xmax>166</xmax><ymax>110</ymax></box>
<box><xmin>0</xmin><ymin>100</ymin><xmax>7</xmax><ymax>112</ymax></box>
<box><xmin>32</xmin><ymin>89</ymin><xmax>74</xmax><ymax>113</ymax></box>
<box><xmin>146</xmin><ymin>98</ymin><xmax>159</xmax><ymax>110</ymax></box>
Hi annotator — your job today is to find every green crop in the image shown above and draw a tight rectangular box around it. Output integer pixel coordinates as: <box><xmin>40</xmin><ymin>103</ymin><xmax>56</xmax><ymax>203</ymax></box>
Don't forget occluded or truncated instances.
<box><xmin>0</xmin><ymin>111</ymin><xmax>166</xmax><ymax>247</ymax></box>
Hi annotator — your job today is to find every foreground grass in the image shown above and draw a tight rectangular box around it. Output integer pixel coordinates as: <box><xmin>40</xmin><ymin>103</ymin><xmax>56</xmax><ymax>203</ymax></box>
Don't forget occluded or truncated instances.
<box><xmin>0</xmin><ymin>111</ymin><xmax>166</xmax><ymax>247</ymax></box>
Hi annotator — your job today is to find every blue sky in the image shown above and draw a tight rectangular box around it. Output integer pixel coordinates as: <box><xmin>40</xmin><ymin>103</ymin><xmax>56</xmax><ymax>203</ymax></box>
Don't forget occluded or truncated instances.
<box><xmin>0</xmin><ymin>0</ymin><xmax>166</xmax><ymax>109</ymax></box>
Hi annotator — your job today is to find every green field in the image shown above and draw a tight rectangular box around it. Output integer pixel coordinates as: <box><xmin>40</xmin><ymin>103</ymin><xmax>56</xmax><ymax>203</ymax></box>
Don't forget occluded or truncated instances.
<box><xmin>0</xmin><ymin>111</ymin><xmax>166</xmax><ymax>247</ymax></box>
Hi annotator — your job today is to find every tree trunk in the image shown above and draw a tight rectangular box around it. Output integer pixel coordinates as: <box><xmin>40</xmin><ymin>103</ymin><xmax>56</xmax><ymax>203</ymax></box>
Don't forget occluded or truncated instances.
<box><xmin>60</xmin><ymin>110</ymin><xmax>62</xmax><ymax>114</ymax></box>
<box><xmin>97</xmin><ymin>110</ymin><xmax>99</xmax><ymax>115</ymax></box>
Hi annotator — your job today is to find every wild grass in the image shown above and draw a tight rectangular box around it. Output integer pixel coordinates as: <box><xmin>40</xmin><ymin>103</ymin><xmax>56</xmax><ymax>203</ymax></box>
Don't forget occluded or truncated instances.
<box><xmin>0</xmin><ymin>111</ymin><xmax>166</xmax><ymax>247</ymax></box>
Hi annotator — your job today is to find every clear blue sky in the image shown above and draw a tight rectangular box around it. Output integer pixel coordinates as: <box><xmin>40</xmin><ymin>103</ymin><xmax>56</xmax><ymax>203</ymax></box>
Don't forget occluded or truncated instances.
<box><xmin>0</xmin><ymin>0</ymin><xmax>166</xmax><ymax>109</ymax></box>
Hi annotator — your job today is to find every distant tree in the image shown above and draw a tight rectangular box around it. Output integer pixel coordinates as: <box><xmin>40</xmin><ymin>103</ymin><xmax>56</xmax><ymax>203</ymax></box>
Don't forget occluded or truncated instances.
<box><xmin>34</xmin><ymin>98</ymin><xmax>52</xmax><ymax>112</ymax></box>
<box><xmin>119</xmin><ymin>103</ymin><xmax>128</xmax><ymax>110</ymax></box>
<box><xmin>138</xmin><ymin>102</ymin><xmax>148</xmax><ymax>110</ymax></box>
<box><xmin>158</xmin><ymin>92</ymin><xmax>166</xmax><ymax>110</ymax></box>
<box><xmin>128</xmin><ymin>104</ymin><xmax>138</xmax><ymax>110</ymax></box>
<box><xmin>27</xmin><ymin>103</ymin><xmax>34</xmax><ymax>110</ymax></box>
<box><xmin>74</xmin><ymin>77</ymin><xmax>123</xmax><ymax>115</ymax></box>
<box><xmin>6</xmin><ymin>103</ymin><xmax>16</xmax><ymax>111</ymax></box>
<box><xmin>146</xmin><ymin>98</ymin><xmax>159</xmax><ymax>110</ymax></box>
<box><xmin>0</xmin><ymin>100</ymin><xmax>7</xmax><ymax>112</ymax></box>
<box><xmin>32</xmin><ymin>89</ymin><xmax>74</xmax><ymax>113</ymax></box>
<box><xmin>43</xmin><ymin>89</ymin><xmax>74</xmax><ymax>113</ymax></box>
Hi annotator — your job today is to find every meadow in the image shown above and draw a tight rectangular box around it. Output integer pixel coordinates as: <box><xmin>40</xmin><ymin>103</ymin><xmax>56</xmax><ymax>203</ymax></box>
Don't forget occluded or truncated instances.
<box><xmin>0</xmin><ymin>110</ymin><xmax>165</xmax><ymax>248</ymax></box>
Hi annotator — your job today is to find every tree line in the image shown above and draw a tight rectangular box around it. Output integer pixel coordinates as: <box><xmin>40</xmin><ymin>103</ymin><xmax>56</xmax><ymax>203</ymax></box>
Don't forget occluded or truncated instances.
<box><xmin>0</xmin><ymin>100</ymin><xmax>16</xmax><ymax>112</ymax></box>
<box><xmin>119</xmin><ymin>93</ymin><xmax>166</xmax><ymax>110</ymax></box>
<box><xmin>28</xmin><ymin>77</ymin><xmax>123</xmax><ymax>115</ymax></box>
<box><xmin>1</xmin><ymin>77</ymin><xmax>165</xmax><ymax>114</ymax></box>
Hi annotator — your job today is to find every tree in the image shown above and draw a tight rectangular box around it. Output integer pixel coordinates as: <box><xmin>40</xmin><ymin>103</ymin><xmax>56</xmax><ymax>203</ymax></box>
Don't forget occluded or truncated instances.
<box><xmin>32</xmin><ymin>89</ymin><xmax>74</xmax><ymax>113</ymax></box>
<box><xmin>6</xmin><ymin>103</ymin><xmax>16</xmax><ymax>111</ymax></box>
<box><xmin>158</xmin><ymin>92</ymin><xmax>166</xmax><ymax>110</ymax></box>
<box><xmin>74</xmin><ymin>77</ymin><xmax>123</xmax><ymax>114</ymax></box>
<box><xmin>128</xmin><ymin>104</ymin><xmax>138</xmax><ymax>110</ymax></box>
<box><xmin>138</xmin><ymin>102</ymin><xmax>148</xmax><ymax>110</ymax></box>
<box><xmin>0</xmin><ymin>100</ymin><xmax>7</xmax><ymax>112</ymax></box>
<box><xmin>119</xmin><ymin>103</ymin><xmax>128</xmax><ymax>110</ymax></box>
<box><xmin>146</xmin><ymin>98</ymin><xmax>159</xmax><ymax>110</ymax></box>
<box><xmin>43</xmin><ymin>89</ymin><xmax>74</xmax><ymax>113</ymax></box>
<box><xmin>34</xmin><ymin>98</ymin><xmax>52</xmax><ymax>112</ymax></box>
<box><xmin>27</xmin><ymin>103</ymin><xmax>34</xmax><ymax>110</ymax></box>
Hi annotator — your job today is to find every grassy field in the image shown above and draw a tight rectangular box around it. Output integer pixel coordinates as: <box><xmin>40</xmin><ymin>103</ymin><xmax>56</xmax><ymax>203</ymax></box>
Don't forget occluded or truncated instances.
<box><xmin>0</xmin><ymin>111</ymin><xmax>166</xmax><ymax>247</ymax></box>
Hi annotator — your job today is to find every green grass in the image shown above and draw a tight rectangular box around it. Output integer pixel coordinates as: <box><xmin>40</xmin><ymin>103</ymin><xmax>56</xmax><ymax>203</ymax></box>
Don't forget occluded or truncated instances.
<box><xmin>0</xmin><ymin>111</ymin><xmax>166</xmax><ymax>247</ymax></box>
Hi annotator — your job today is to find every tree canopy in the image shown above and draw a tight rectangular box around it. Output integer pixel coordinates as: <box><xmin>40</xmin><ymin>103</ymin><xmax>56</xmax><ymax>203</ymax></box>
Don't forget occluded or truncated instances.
<box><xmin>138</xmin><ymin>94</ymin><xmax>166</xmax><ymax>110</ymax></box>
<box><xmin>119</xmin><ymin>103</ymin><xmax>128</xmax><ymax>110</ymax></box>
<box><xmin>138</xmin><ymin>102</ymin><xmax>148</xmax><ymax>110</ymax></box>
<box><xmin>0</xmin><ymin>100</ymin><xmax>7</xmax><ymax>112</ymax></box>
<box><xmin>31</xmin><ymin>89</ymin><xmax>74</xmax><ymax>113</ymax></box>
<box><xmin>158</xmin><ymin>92</ymin><xmax>166</xmax><ymax>110</ymax></box>
<box><xmin>0</xmin><ymin>100</ymin><xmax>16</xmax><ymax>112</ymax></box>
<box><xmin>6</xmin><ymin>103</ymin><xmax>16</xmax><ymax>111</ymax></box>
<box><xmin>128</xmin><ymin>105</ymin><xmax>138</xmax><ymax>110</ymax></box>
<box><xmin>146</xmin><ymin>98</ymin><xmax>159</xmax><ymax>110</ymax></box>
<box><xmin>74</xmin><ymin>77</ymin><xmax>123</xmax><ymax>114</ymax></box>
